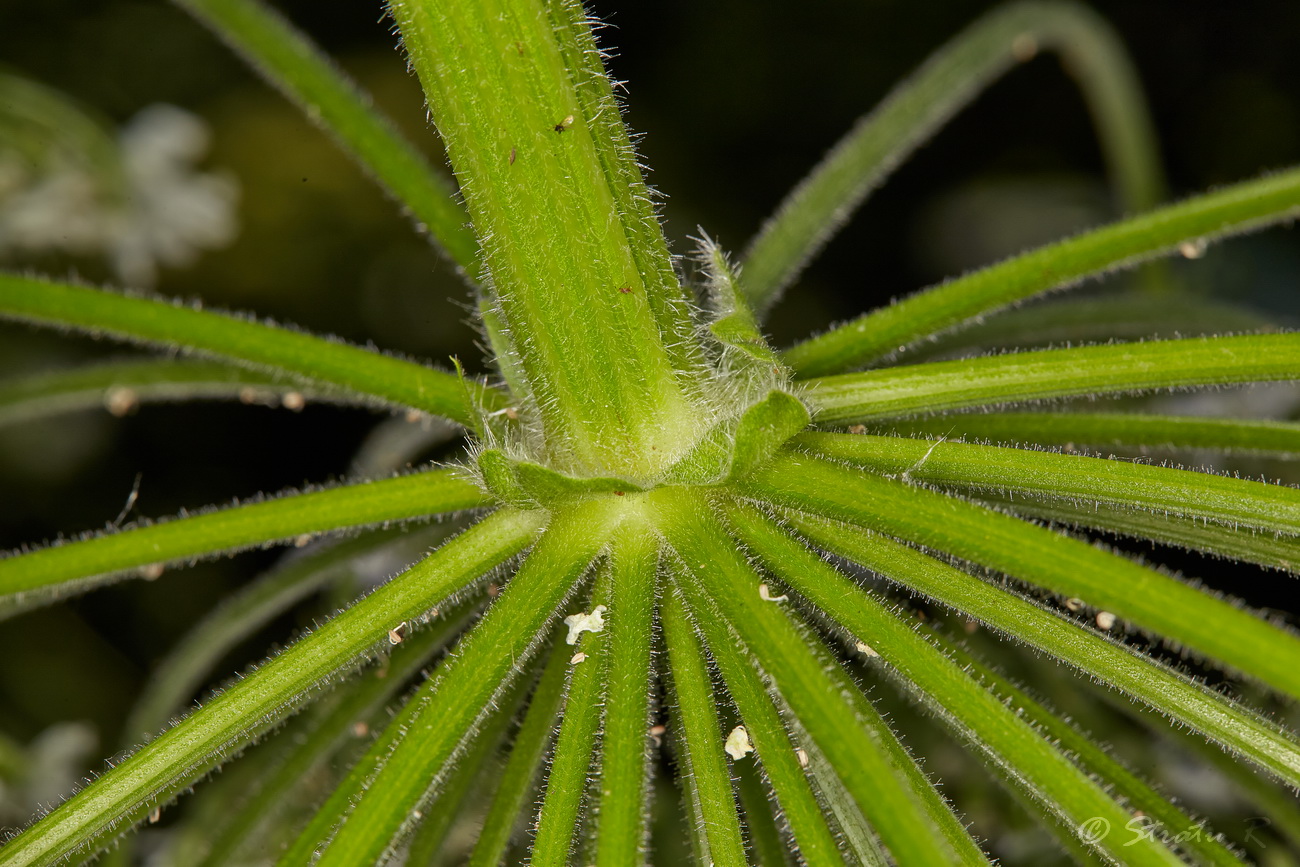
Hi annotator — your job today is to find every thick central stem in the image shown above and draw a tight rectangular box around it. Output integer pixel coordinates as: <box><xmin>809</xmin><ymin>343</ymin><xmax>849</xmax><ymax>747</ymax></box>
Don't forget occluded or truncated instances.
<box><xmin>391</xmin><ymin>0</ymin><xmax>705</xmax><ymax>476</ymax></box>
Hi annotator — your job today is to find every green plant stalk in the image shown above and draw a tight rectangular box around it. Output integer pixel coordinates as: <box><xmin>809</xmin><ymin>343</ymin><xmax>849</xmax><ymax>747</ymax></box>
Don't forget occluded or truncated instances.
<box><xmin>313</xmin><ymin>499</ymin><xmax>616</xmax><ymax>865</ymax></box>
<box><xmin>594</xmin><ymin>524</ymin><xmax>658</xmax><ymax>866</ymax></box>
<box><xmin>973</xmin><ymin>492</ymin><xmax>1300</xmax><ymax>574</ymax></box>
<box><xmin>781</xmin><ymin>509</ymin><xmax>1300</xmax><ymax>785</ymax></box>
<box><xmin>741</xmin><ymin>0</ymin><xmax>1165</xmax><ymax>311</ymax></box>
<box><xmin>723</xmin><ymin>501</ymin><xmax>1184</xmax><ymax>865</ymax></box>
<box><xmin>171</xmin><ymin>0</ymin><xmax>478</xmax><ymax>271</ymax></box>
<box><xmin>901</xmin><ymin>295</ymin><xmax>1275</xmax><ymax>363</ymax></box>
<box><xmin>389</xmin><ymin>0</ymin><xmax>700</xmax><ymax>474</ymax></box>
<box><xmin>658</xmin><ymin>490</ymin><xmax>960</xmax><ymax>864</ymax></box>
<box><xmin>193</xmin><ymin>602</ymin><xmax>476</xmax><ymax>866</ymax></box>
<box><xmin>532</xmin><ymin>567</ymin><xmax>613</xmax><ymax>866</ymax></box>
<box><xmin>0</xmin><ymin>274</ymin><xmax>505</xmax><ymax>426</ymax></box>
<box><xmin>779</xmin><ymin>718</ymin><xmax>890</xmax><ymax>866</ymax></box>
<box><xmin>468</xmin><ymin>640</ymin><xmax>573</xmax><ymax>867</ymax></box>
<box><xmin>149</xmin><ymin>722</ymin><xmax>286</xmax><ymax>866</ymax></box>
<box><xmin>930</xmin><ymin>634</ymin><xmax>1244</xmax><ymax>866</ymax></box>
<box><xmin>0</xmin><ymin>468</ymin><xmax>486</xmax><ymax>606</ymax></box>
<box><xmin>748</xmin><ymin>452</ymin><xmax>1300</xmax><ymax>701</ymax></box>
<box><xmin>799</xmin><ymin>432</ymin><xmax>1300</xmax><ymax>536</ymax></box>
<box><xmin>0</xmin><ymin>509</ymin><xmax>540</xmax><ymax>867</ymax></box>
<box><xmin>673</xmin><ymin>565</ymin><xmax>861</xmax><ymax>865</ymax></box>
<box><xmin>660</xmin><ymin>586</ymin><xmax>748</xmax><ymax>867</ymax></box>
<box><xmin>808</xmin><ymin>333</ymin><xmax>1300</xmax><ymax>422</ymax></box>
<box><xmin>731</xmin><ymin>760</ymin><xmax>788</xmax><ymax>867</ymax></box>
<box><xmin>0</xmin><ymin>359</ymin><xmax>335</xmax><ymax>428</ymax></box>
<box><xmin>757</xmin><ymin>610</ymin><xmax>989</xmax><ymax>865</ymax></box>
<box><xmin>276</xmin><ymin>669</ymin><xmax>439</xmax><ymax>865</ymax></box>
<box><xmin>121</xmin><ymin>526</ymin><xmax>431</xmax><ymax>745</ymax></box>
<box><xmin>784</xmin><ymin>168</ymin><xmax>1300</xmax><ymax>375</ymax></box>
<box><xmin>404</xmin><ymin>648</ymin><xmax>542</xmax><ymax>867</ymax></box>
<box><xmin>884</xmin><ymin>411</ymin><xmax>1300</xmax><ymax>457</ymax></box>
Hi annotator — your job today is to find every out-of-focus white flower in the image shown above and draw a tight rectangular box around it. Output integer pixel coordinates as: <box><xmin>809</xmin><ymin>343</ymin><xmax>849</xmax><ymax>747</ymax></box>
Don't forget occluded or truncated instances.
<box><xmin>110</xmin><ymin>104</ymin><xmax>239</xmax><ymax>286</ymax></box>
<box><xmin>0</xmin><ymin>74</ymin><xmax>238</xmax><ymax>287</ymax></box>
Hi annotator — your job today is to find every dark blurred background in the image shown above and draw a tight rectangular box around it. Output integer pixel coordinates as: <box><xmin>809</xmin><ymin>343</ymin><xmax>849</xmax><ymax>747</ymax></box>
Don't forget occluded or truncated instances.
<box><xmin>1</xmin><ymin>0</ymin><xmax>1298</xmax><ymax>856</ymax></box>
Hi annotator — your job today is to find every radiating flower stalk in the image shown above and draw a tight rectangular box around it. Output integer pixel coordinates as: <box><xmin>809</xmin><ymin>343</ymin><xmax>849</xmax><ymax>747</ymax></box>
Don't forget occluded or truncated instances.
<box><xmin>2</xmin><ymin>1</ymin><xmax>1300</xmax><ymax>865</ymax></box>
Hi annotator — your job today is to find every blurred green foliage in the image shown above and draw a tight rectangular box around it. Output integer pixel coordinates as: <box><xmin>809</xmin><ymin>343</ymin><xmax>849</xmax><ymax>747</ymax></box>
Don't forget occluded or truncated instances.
<box><xmin>1</xmin><ymin>2</ymin><xmax>1298</xmax><ymax>858</ymax></box>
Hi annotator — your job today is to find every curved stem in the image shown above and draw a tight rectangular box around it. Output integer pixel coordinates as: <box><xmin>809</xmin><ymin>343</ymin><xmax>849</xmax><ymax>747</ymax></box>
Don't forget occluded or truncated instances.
<box><xmin>779</xmin><ymin>507</ymin><xmax>1300</xmax><ymax>788</ymax></box>
<box><xmin>746</xmin><ymin>451</ymin><xmax>1300</xmax><ymax>702</ymax></box>
<box><xmin>806</xmin><ymin>333</ymin><xmax>1300</xmax><ymax>423</ymax></box>
<box><xmin>660</xmin><ymin>586</ymin><xmax>748</xmax><ymax>867</ymax></box>
<box><xmin>0</xmin><ymin>274</ymin><xmax>507</xmax><ymax>427</ymax></box>
<box><xmin>173</xmin><ymin>0</ymin><xmax>480</xmax><ymax>272</ymax></box>
<box><xmin>120</xmin><ymin>525</ymin><xmax>451</xmax><ymax>745</ymax></box>
<box><xmin>0</xmin><ymin>509</ymin><xmax>541</xmax><ymax>867</ymax></box>
<box><xmin>0</xmin><ymin>468</ymin><xmax>487</xmax><ymax>613</ymax></box>
<box><xmin>798</xmin><ymin>431</ymin><xmax>1300</xmax><ymax>537</ymax></box>
<box><xmin>312</xmin><ymin>499</ymin><xmax>616</xmax><ymax>866</ymax></box>
<box><xmin>656</xmin><ymin>489</ymin><xmax>963</xmax><ymax>865</ymax></box>
<box><xmin>741</xmin><ymin>0</ymin><xmax>1166</xmax><ymax>311</ymax></box>
<box><xmin>0</xmin><ymin>359</ymin><xmax>343</xmax><ymax>428</ymax></box>
<box><xmin>724</xmin><ymin>500</ymin><xmax>1185</xmax><ymax>865</ymax></box>
<box><xmin>784</xmin><ymin>168</ymin><xmax>1300</xmax><ymax>375</ymax></box>
<box><xmin>881</xmin><ymin>411</ymin><xmax>1300</xmax><ymax>458</ymax></box>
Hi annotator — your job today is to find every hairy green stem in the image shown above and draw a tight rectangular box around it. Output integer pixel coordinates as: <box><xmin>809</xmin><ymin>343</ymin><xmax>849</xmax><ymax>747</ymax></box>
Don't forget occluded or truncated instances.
<box><xmin>660</xmin><ymin>586</ymin><xmax>748</xmax><ymax>867</ymax></box>
<box><xmin>0</xmin><ymin>274</ymin><xmax>506</xmax><ymax>426</ymax></box>
<box><xmin>389</xmin><ymin>0</ymin><xmax>700</xmax><ymax>474</ymax></box>
<box><xmin>312</xmin><ymin>499</ymin><xmax>615</xmax><ymax>865</ymax></box>
<box><xmin>172</xmin><ymin>0</ymin><xmax>479</xmax><ymax>271</ymax></box>
<box><xmin>785</xmin><ymin>169</ymin><xmax>1300</xmax><ymax>375</ymax></box>
<box><xmin>781</xmin><ymin>508</ymin><xmax>1300</xmax><ymax>786</ymax></box>
<box><xmin>807</xmin><ymin>333</ymin><xmax>1300</xmax><ymax>422</ymax></box>
<box><xmin>748</xmin><ymin>451</ymin><xmax>1300</xmax><ymax>701</ymax></box>
<box><xmin>0</xmin><ymin>468</ymin><xmax>486</xmax><ymax>612</ymax></box>
<box><xmin>726</xmin><ymin>501</ymin><xmax>1184</xmax><ymax>865</ymax></box>
<box><xmin>799</xmin><ymin>431</ymin><xmax>1300</xmax><ymax>536</ymax></box>
<box><xmin>0</xmin><ymin>509</ymin><xmax>540</xmax><ymax>867</ymax></box>
<box><xmin>885</xmin><ymin>411</ymin><xmax>1300</xmax><ymax>457</ymax></box>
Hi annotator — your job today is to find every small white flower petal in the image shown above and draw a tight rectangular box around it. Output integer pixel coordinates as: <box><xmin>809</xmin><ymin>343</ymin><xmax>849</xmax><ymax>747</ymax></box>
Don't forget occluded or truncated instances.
<box><xmin>564</xmin><ymin>604</ymin><xmax>607</xmax><ymax>645</ymax></box>
<box><xmin>855</xmin><ymin>641</ymin><xmax>879</xmax><ymax>657</ymax></box>
<box><xmin>724</xmin><ymin>725</ymin><xmax>754</xmax><ymax>760</ymax></box>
